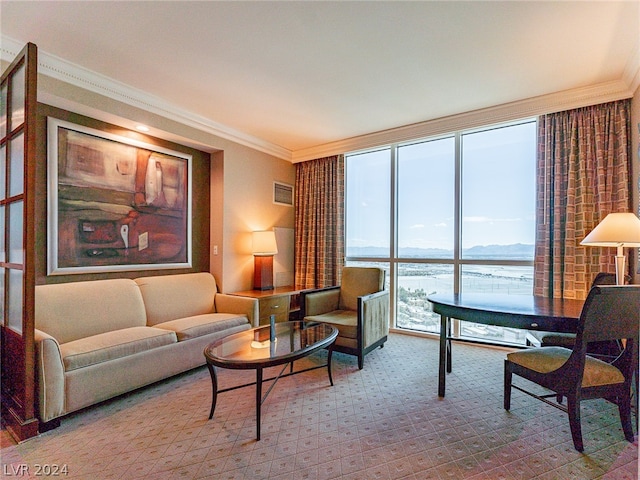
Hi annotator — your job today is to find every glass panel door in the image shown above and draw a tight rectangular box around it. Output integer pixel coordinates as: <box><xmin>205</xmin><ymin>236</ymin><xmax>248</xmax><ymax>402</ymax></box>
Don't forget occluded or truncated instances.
<box><xmin>0</xmin><ymin>42</ymin><xmax>38</xmax><ymax>441</ymax></box>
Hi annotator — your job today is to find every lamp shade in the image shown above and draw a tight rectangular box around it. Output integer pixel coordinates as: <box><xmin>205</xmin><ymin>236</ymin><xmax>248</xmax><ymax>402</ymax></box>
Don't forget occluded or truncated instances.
<box><xmin>252</xmin><ymin>231</ymin><xmax>278</xmax><ymax>256</ymax></box>
<box><xmin>580</xmin><ymin>213</ymin><xmax>640</xmax><ymax>247</ymax></box>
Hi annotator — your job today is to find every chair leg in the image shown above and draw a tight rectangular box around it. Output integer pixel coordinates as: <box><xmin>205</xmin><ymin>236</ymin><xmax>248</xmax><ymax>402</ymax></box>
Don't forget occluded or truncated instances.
<box><xmin>503</xmin><ymin>360</ymin><xmax>512</xmax><ymax>411</ymax></box>
<box><xmin>567</xmin><ymin>394</ymin><xmax>584</xmax><ymax>452</ymax></box>
<box><xmin>358</xmin><ymin>354</ymin><xmax>364</xmax><ymax>370</ymax></box>
<box><xmin>618</xmin><ymin>395</ymin><xmax>635</xmax><ymax>442</ymax></box>
<box><xmin>634</xmin><ymin>369</ymin><xmax>639</xmax><ymax>431</ymax></box>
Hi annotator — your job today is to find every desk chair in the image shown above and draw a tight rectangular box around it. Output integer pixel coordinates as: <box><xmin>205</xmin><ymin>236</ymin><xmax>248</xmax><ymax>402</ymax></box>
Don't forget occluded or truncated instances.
<box><xmin>300</xmin><ymin>267</ymin><xmax>389</xmax><ymax>369</ymax></box>
<box><xmin>526</xmin><ymin>272</ymin><xmax>623</xmax><ymax>353</ymax></box>
<box><xmin>504</xmin><ymin>285</ymin><xmax>640</xmax><ymax>452</ymax></box>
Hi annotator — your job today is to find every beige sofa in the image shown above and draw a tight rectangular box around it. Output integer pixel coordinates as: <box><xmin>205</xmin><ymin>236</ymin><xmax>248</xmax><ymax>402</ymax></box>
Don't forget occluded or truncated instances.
<box><xmin>34</xmin><ymin>272</ymin><xmax>258</xmax><ymax>428</ymax></box>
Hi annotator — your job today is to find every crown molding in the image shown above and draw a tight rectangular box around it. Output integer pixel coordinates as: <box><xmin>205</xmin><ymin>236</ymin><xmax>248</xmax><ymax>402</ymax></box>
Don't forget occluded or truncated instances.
<box><xmin>292</xmin><ymin>78</ymin><xmax>637</xmax><ymax>163</ymax></box>
<box><xmin>1</xmin><ymin>36</ymin><xmax>292</xmax><ymax>161</ymax></box>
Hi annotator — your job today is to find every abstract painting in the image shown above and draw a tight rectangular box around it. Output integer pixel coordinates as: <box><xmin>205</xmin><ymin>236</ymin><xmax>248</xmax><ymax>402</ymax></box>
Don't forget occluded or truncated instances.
<box><xmin>47</xmin><ymin>117</ymin><xmax>192</xmax><ymax>274</ymax></box>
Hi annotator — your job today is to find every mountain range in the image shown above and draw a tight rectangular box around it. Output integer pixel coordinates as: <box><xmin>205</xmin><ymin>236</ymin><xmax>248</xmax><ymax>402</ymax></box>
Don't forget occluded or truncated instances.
<box><xmin>347</xmin><ymin>243</ymin><xmax>534</xmax><ymax>260</ymax></box>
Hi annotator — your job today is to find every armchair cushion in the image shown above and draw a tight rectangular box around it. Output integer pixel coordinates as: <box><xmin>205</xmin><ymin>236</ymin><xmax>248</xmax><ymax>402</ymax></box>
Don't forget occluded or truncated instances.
<box><xmin>304</xmin><ymin>310</ymin><xmax>358</xmax><ymax>340</ymax></box>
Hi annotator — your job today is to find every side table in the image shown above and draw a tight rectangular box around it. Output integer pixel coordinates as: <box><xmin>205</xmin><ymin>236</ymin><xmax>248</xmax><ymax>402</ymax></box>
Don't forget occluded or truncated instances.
<box><xmin>231</xmin><ymin>286</ymin><xmax>302</xmax><ymax>325</ymax></box>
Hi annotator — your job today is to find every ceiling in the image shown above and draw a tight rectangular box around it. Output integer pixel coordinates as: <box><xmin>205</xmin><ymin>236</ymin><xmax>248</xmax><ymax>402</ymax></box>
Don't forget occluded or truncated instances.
<box><xmin>1</xmin><ymin>1</ymin><xmax>639</xmax><ymax>161</ymax></box>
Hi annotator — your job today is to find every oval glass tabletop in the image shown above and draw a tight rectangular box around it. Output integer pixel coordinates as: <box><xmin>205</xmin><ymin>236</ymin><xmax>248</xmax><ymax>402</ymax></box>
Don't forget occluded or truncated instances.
<box><xmin>204</xmin><ymin>321</ymin><xmax>337</xmax><ymax>368</ymax></box>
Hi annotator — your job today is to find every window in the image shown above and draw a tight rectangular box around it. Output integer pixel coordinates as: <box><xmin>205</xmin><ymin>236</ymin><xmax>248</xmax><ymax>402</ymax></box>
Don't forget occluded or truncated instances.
<box><xmin>345</xmin><ymin>148</ymin><xmax>391</xmax><ymax>257</ymax></box>
<box><xmin>397</xmin><ymin>137</ymin><xmax>455</xmax><ymax>259</ymax></box>
<box><xmin>346</xmin><ymin>120</ymin><xmax>536</xmax><ymax>346</ymax></box>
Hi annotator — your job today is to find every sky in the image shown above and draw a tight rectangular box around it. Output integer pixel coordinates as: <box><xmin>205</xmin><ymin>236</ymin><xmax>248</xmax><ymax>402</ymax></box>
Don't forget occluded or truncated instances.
<box><xmin>346</xmin><ymin>121</ymin><xmax>536</xmax><ymax>252</ymax></box>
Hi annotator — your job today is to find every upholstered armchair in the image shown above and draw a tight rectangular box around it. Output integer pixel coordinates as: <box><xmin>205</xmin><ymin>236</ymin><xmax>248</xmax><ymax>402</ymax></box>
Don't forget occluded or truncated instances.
<box><xmin>300</xmin><ymin>267</ymin><xmax>389</xmax><ymax>369</ymax></box>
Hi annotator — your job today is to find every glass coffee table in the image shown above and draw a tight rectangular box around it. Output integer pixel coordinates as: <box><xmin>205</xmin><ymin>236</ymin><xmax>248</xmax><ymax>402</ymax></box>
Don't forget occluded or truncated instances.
<box><xmin>204</xmin><ymin>321</ymin><xmax>338</xmax><ymax>440</ymax></box>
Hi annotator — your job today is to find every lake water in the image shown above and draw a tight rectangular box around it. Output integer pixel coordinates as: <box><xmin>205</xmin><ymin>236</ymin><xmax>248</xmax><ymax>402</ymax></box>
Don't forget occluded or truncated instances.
<box><xmin>349</xmin><ymin>261</ymin><xmax>533</xmax><ymax>345</ymax></box>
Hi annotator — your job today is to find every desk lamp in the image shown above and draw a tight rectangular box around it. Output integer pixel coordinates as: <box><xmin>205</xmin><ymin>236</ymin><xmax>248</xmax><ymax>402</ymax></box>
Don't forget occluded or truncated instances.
<box><xmin>252</xmin><ymin>231</ymin><xmax>278</xmax><ymax>290</ymax></box>
<box><xmin>580</xmin><ymin>212</ymin><xmax>640</xmax><ymax>285</ymax></box>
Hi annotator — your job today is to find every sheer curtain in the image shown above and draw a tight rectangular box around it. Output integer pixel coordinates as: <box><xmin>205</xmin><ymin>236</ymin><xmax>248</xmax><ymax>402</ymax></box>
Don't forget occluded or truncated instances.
<box><xmin>534</xmin><ymin>99</ymin><xmax>632</xmax><ymax>299</ymax></box>
<box><xmin>294</xmin><ymin>155</ymin><xmax>344</xmax><ymax>289</ymax></box>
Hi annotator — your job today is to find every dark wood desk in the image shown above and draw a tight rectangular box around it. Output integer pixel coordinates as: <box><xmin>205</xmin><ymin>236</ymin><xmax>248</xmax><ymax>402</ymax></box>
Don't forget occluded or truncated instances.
<box><xmin>427</xmin><ymin>293</ymin><xmax>584</xmax><ymax>397</ymax></box>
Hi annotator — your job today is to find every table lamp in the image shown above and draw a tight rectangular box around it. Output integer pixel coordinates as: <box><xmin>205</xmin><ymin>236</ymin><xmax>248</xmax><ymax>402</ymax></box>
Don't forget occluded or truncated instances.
<box><xmin>252</xmin><ymin>230</ymin><xmax>278</xmax><ymax>290</ymax></box>
<box><xmin>580</xmin><ymin>212</ymin><xmax>640</xmax><ymax>285</ymax></box>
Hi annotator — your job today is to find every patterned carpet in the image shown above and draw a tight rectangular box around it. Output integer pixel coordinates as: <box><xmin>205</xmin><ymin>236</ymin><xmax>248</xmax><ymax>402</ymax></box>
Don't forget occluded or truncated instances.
<box><xmin>2</xmin><ymin>333</ymin><xmax>638</xmax><ymax>479</ymax></box>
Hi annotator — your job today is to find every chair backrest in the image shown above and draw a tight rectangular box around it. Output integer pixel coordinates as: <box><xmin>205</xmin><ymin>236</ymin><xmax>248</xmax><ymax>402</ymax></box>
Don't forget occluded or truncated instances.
<box><xmin>591</xmin><ymin>272</ymin><xmax>631</xmax><ymax>286</ymax></box>
<box><xmin>576</xmin><ymin>285</ymin><xmax>640</xmax><ymax>346</ymax></box>
<box><xmin>338</xmin><ymin>267</ymin><xmax>385</xmax><ymax>311</ymax></box>
<box><xmin>591</xmin><ymin>272</ymin><xmax>617</xmax><ymax>286</ymax></box>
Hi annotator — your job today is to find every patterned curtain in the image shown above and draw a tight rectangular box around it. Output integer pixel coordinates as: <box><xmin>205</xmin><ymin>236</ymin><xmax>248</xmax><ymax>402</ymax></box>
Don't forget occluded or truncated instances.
<box><xmin>534</xmin><ymin>99</ymin><xmax>631</xmax><ymax>299</ymax></box>
<box><xmin>294</xmin><ymin>155</ymin><xmax>345</xmax><ymax>289</ymax></box>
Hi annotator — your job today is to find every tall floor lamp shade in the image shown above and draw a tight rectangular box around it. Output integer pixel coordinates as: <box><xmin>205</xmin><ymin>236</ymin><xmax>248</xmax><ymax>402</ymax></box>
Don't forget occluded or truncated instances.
<box><xmin>580</xmin><ymin>212</ymin><xmax>640</xmax><ymax>285</ymax></box>
<box><xmin>252</xmin><ymin>231</ymin><xmax>278</xmax><ymax>290</ymax></box>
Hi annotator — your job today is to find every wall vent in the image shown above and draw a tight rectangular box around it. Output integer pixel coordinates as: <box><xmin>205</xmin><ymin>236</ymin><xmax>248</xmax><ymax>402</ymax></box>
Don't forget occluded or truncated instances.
<box><xmin>273</xmin><ymin>181</ymin><xmax>293</xmax><ymax>206</ymax></box>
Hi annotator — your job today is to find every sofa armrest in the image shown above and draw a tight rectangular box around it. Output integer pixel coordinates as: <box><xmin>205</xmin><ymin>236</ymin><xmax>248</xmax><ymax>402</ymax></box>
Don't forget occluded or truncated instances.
<box><xmin>215</xmin><ymin>294</ymin><xmax>260</xmax><ymax>327</ymax></box>
<box><xmin>34</xmin><ymin>329</ymin><xmax>66</xmax><ymax>423</ymax></box>
<box><xmin>301</xmin><ymin>287</ymin><xmax>341</xmax><ymax>316</ymax></box>
<box><xmin>359</xmin><ymin>290</ymin><xmax>390</xmax><ymax>349</ymax></box>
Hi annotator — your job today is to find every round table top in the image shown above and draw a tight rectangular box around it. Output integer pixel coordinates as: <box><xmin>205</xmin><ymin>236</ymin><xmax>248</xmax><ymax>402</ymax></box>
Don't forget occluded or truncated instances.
<box><xmin>204</xmin><ymin>321</ymin><xmax>338</xmax><ymax>369</ymax></box>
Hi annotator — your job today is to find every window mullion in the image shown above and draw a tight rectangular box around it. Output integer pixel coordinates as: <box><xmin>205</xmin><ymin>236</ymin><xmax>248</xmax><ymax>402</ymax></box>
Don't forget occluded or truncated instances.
<box><xmin>454</xmin><ymin>132</ymin><xmax>462</xmax><ymax>295</ymax></box>
<box><xmin>390</xmin><ymin>145</ymin><xmax>398</xmax><ymax>328</ymax></box>
<box><xmin>452</xmin><ymin>132</ymin><xmax>462</xmax><ymax>338</ymax></box>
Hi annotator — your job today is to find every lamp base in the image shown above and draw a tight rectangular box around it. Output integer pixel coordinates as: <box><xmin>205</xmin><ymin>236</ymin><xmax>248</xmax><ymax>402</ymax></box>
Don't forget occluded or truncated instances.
<box><xmin>615</xmin><ymin>254</ymin><xmax>626</xmax><ymax>286</ymax></box>
<box><xmin>253</xmin><ymin>255</ymin><xmax>274</xmax><ymax>290</ymax></box>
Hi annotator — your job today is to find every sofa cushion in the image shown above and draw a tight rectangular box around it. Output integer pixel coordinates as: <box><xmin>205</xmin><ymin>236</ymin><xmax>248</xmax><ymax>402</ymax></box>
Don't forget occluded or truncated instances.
<box><xmin>153</xmin><ymin>313</ymin><xmax>249</xmax><ymax>341</ymax></box>
<box><xmin>60</xmin><ymin>327</ymin><xmax>177</xmax><ymax>372</ymax></box>
<box><xmin>135</xmin><ymin>272</ymin><xmax>218</xmax><ymax>326</ymax></box>
<box><xmin>35</xmin><ymin>279</ymin><xmax>147</xmax><ymax>344</ymax></box>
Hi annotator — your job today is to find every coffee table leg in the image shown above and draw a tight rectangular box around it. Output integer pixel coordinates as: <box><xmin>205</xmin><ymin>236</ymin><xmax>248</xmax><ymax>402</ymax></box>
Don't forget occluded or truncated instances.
<box><xmin>438</xmin><ymin>314</ymin><xmax>451</xmax><ymax>397</ymax></box>
<box><xmin>256</xmin><ymin>367</ymin><xmax>263</xmax><ymax>441</ymax></box>
<box><xmin>327</xmin><ymin>344</ymin><xmax>335</xmax><ymax>386</ymax></box>
<box><xmin>207</xmin><ymin>362</ymin><xmax>218</xmax><ymax>419</ymax></box>
<box><xmin>438</xmin><ymin>314</ymin><xmax>448</xmax><ymax>398</ymax></box>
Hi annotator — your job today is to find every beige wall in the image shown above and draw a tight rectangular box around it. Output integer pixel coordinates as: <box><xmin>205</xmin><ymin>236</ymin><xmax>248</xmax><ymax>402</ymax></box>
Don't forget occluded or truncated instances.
<box><xmin>216</xmin><ymin>145</ymin><xmax>295</xmax><ymax>293</ymax></box>
<box><xmin>34</xmin><ymin>71</ymin><xmax>295</xmax><ymax>292</ymax></box>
